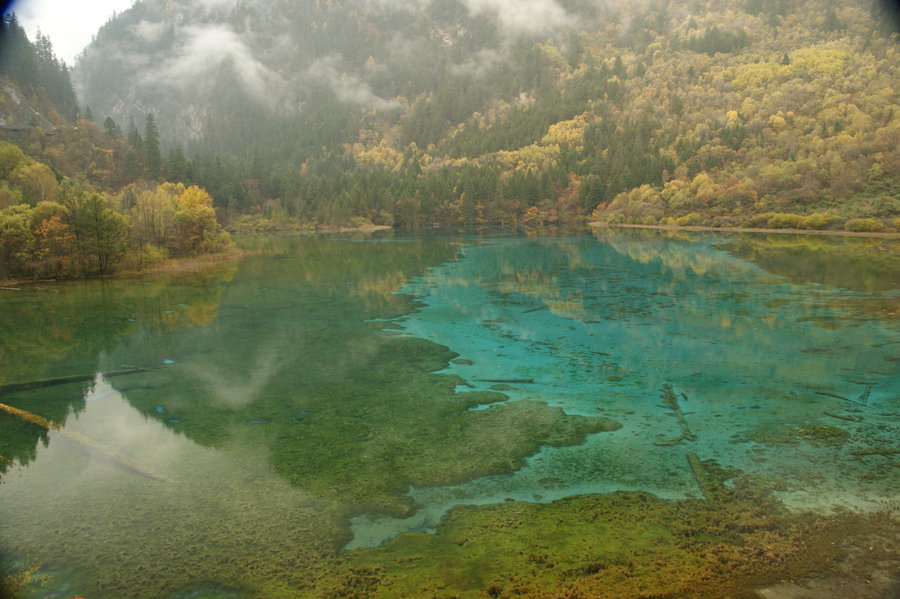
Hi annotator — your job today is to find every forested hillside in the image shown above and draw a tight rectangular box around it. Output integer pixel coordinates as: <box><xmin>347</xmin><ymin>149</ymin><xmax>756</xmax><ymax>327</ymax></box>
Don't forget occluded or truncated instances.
<box><xmin>1</xmin><ymin>0</ymin><xmax>898</xmax><ymax>238</ymax></box>
<box><xmin>0</xmin><ymin>15</ymin><xmax>231</xmax><ymax>281</ymax></box>
<box><xmin>68</xmin><ymin>0</ymin><xmax>899</xmax><ymax>231</ymax></box>
<box><xmin>0</xmin><ymin>14</ymin><xmax>78</xmax><ymax>126</ymax></box>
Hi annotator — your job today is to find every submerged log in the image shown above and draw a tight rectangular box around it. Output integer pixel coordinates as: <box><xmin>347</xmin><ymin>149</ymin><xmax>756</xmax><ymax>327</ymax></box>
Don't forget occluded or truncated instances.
<box><xmin>0</xmin><ymin>401</ymin><xmax>59</xmax><ymax>429</ymax></box>
<box><xmin>0</xmin><ymin>367</ymin><xmax>155</xmax><ymax>395</ymax></box>
<box><xmin>823</xmin><ymin>411</ymin><xmax>862</xmax><ymax>422</ymax></box>
<box><xmin>686</xmin><ymin>452</ymin><xmax>721</xmax><ymax>500</ymax></box>
<box><xmin>814</xmin><ymin>390</ymin><xmax>867</xmax><ymax>404</ymax></box>
<box><xmin>475</xmin><ymin>378</ymin><xmax>536</xmax><ymax>384</ymax></box>
<box><xmin>654</xmin><ymin>384</ymin><xmax>696</xmax><ymax>445</ymax></box>
<box><xmin>523</xmin><ymin>305</ymin><xmax>549</xmax><ymax>314</ymax></box>
<box><xmin>0</xmin><ymin>402</ymin><xmax>169</xmax><ymax>483</ymax></box>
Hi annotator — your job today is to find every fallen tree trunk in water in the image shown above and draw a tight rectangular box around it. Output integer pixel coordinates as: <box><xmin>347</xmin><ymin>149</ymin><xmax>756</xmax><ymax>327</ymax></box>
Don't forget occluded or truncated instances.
<box><xmin>654</xmin><ymin>384</ymin><xmax>697</xmax><ymax>446</ymax></box>
<box><xmin>686</xmin><ymin>452</ymin><xmax>720</xmax><ymax>500</ymax></box>
<box><xmin>0</xmin><ymin>401</ymin><xmax>169</xmax><ymax>483</ymax></box>
<box><xmin>0</xmin><ymin>367</ymin><xmax>154</xmax><ymax>395</ymax></box>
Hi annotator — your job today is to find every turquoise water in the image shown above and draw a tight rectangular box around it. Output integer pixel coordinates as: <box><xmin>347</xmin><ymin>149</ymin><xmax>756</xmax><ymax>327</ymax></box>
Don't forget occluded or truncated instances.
<box><xmin>0</xmin><ymin>230</ymin><xmax>897</xmax><ymax>598</ymax></box>
<box><xmin>348</xmin><ymin>230</ymin><xmax>900</xmax><ymax>545</ymax></box>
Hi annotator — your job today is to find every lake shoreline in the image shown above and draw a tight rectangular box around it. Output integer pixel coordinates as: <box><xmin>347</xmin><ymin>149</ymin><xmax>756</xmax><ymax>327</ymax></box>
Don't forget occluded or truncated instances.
<box><xmin>0</xmin><ymin>225</ymin><xmax>396</xmax><ymax>287</ymax></box>
<box><xmin>589</xmin><ymin>221</ymin><xmax>900</xmax><ymax>239</ymax></box>
<box><xmin>0</xmin><ymin>250</ymin><xmax>243</xmax><ymax>288</ymax></box>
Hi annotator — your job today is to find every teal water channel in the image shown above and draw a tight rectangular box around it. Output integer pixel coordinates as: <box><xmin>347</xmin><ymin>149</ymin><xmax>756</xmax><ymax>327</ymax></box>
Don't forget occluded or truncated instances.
<box><xmin>1</xmin><ymin>230</ymin><xmax>897</xmax><ymax>598</ymax></box>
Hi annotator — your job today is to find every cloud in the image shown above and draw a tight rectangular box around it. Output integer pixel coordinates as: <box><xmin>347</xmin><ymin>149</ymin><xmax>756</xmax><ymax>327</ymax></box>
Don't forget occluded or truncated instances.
<box><xmin>194</xmin><ymin>0</ymin><xmax>238</xmax><ymax>10</ymax></box>
<box><xmin>307</xmin><ymin>55</ymin><xmax>401</xmax><ymax>111</ymax></box>
<box><xmin>450</xmin><ymin>47</ymin><xmax>506</xmax><ymax>77</ymax></box>
<box><xmin>131</xmin><ymin>20</ymin><xmax>168</xmax><ymax>43</ymax></box>
<box><xmin>142</xmin><ymin>24</ymin><xmax>287</xmax><ymax>109</ymax></box>
<box><xmin>460</xmin><ymin>0</ymin><xmax>575</xmax><ymax>35</ymax></box>
<box><xmin>14</xmin><ymin>0</ymin><xmax>136</xmax><ymax>64</ymax></box>
<box><xmin>361</xmin><ymin>0</ymin><xmax>432</xmax><ymax>11</ymax></box>
<box><xmin>363</xmin><ymin>0</ymin><xmax>574</xmax><ymax>36</ymax></box>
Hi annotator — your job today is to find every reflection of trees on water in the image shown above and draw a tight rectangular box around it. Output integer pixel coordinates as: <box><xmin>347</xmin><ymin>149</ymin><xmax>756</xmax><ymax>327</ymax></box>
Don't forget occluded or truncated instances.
<box><xmin>2</xmin><ymin>234</ymin><xmax>897</xmax><ymax>599</ymax></box>
<box><xmin>595</xmin><ymin>230</ymin><xmax>897</xmax><ymax>382</ymax></box>
<box><xmin>96</xmin><ymin>238</ymin><xmax>610</xmax><ymax>517</ymax></box>
<box><xmin>0</xmin><ymin>263</ymin><xmax>236</xmax><ymax>477</ymax></box>
<box><xmin>722</xmin><ymin>234</ymin><xmax>900</xmax><ymax>293</ymax></box>
<box><xmin>722</xmin><ymin>234</ymin><xmax>900</xmax><ymax>328</ymax></box>
<box><xmin>595</xmin><ymin>228</ymin><xmax>759</xmax><ymax>277</ymax></box>
<box><xmin>407</xmin><ymin>232</ymin><xmax>896</xmax><ymax>410</ymax></box>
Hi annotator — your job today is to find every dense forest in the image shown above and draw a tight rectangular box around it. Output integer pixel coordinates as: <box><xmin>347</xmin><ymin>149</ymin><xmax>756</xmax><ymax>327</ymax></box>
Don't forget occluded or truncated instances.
<box><xmin>0</xmin><ymin>14</ymin><xmax>232</xmax><ymax>280</ymax></box>
<box><xmin>1</xmin><ymin>0</ymin><xmax>899</xmax><ymax>280</ymax></box>
<box><xmin>72</xmin><ymin>0</ymin><xmax>900</xmax><ymax>231</ymax></box>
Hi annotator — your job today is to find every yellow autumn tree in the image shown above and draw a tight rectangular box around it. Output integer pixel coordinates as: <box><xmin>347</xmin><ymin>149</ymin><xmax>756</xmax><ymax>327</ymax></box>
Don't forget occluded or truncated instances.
<box><xmin>173</xmin><ymin>185</ymin><xmax>231</xmax><ymax>256</ymax></box>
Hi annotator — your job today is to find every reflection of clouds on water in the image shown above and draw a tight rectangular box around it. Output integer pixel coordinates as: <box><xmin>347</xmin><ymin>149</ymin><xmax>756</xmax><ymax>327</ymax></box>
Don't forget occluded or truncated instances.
<box><xmin>82</xmin><ymin>374</ymin><xmax>117</xmax><ymax>402</ymax></box>
<box><xmin>69</xmin><ymin>377</ymin><xmax>187</xmax><ymax>472</ymax></box>
<box><xmin>1</xmin><ymin>374</ymin><xmax>335</xmax><ymax>599</ymax></box>
<box><xmin>185</xmin><ymin>338</ymin><xmax>288</xmax><ymax>408</ymax></box>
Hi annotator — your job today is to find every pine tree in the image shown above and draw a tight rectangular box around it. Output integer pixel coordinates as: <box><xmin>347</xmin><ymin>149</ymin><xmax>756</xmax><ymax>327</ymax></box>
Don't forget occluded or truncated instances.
<box><xmin>68</xmin><ymin>193</ymin><xmax>127</xmax><ymax>276</ymax></box>
<box><xmin>103</xmin><ymin>116</ymin><xmax>122</xmax><ymax>137</ymax></box>
<box><xmin>144</xmin><ymin>113</ymin><xmax>162</xmax><ymax>179</ymax></box>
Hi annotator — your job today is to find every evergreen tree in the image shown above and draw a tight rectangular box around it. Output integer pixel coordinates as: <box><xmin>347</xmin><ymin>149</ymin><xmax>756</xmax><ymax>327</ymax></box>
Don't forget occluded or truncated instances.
<box><xmin>144</xmin><ymin>113</ymin><xmax>162</xmax><ymax>179</ymax></box>
<box><xmin>0</xmin><ymin>14</ymin><xmax>37</xmax><ymax>86</ymax></box>
<box><xmin>103</xmin><ymin>116</ymin><xmax>122</xmax><ymax>137</ymax></box>
<box><xmin>127</xmin><ymin>118</ymin><xmax>143</xmax><ymax>148</ymax></box>
<box><xmin>823</xmin><ymin>7</ymin><xmax>844</xmax><ymax>32</ymax></box>
<box><xmin>165</xmin><ymin>148</ymin><xmax>191</xmax><ymax>183</ymax></box>
<box><xmin>68</xmin><ymin>192</ymin><xmax>127</xmax><ymax>276</ymax></box>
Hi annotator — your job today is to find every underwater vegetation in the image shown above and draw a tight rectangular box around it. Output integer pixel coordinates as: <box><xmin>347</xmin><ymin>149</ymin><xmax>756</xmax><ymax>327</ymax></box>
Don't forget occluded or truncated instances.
<box><xmin>1</xmin><ymin>232</ymin><xmax>898</xmax><ymax>599</ymax></box>
<box><xmin>0</xmin><ymin>560</ymin><xmax>49</xmax><ymax>599</ymax></box>
<box><xmin>302</xmin><ymin>462</ymin><xmax>898</xmax><ymax>599</ymax></box>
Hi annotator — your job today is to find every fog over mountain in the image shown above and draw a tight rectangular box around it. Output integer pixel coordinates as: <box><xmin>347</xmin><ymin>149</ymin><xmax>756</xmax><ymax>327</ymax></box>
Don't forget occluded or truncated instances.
<box><xmin>44</xmin><ymin>0</ymin><xmax>900</xmax><ymax>230</ymax></box>
<box><xmin>75</xmin><ymin>0</ymin><xmax>602</xmax><ymax>147</ymax></box>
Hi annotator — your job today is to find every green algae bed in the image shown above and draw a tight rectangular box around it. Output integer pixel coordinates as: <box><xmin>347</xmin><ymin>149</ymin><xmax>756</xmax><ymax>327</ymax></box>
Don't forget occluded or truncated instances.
<box><xmin>307</xmin><ymin>483</ymin><xmax>894</xmax><ymax>599</ymax></box>
<box><xmin>1</xmin><ymin>232</ymin><xmax>898</xmax><ymax>599</ymax></box>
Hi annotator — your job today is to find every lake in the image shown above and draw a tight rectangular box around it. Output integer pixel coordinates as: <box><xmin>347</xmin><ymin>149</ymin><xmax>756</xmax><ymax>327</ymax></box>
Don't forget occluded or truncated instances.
<box><xmin>1</xmin><ymin>229</ymin><xmax>897</xmax><ymax>598</ymax></box>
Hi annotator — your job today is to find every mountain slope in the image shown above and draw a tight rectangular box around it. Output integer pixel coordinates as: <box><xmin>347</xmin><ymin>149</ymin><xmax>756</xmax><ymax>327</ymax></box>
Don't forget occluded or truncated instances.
<box><xmin>0</xmin><ymin>13</ymin><xmax>78</xmax><ymax>131</ymax></box>
<box><xmin>74</xmin><ymin>0</ymin><xmax>900</xmax><ymax>229</ymax></box>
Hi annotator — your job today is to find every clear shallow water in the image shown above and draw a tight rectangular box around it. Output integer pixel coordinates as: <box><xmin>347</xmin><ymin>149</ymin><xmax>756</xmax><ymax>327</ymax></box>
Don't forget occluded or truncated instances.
<box><xmin>0</xmin><ymin>230</ymin><xmax>897</xmax><ymax>598</ymax></box>
<box><xmin>351</xmin><ymin>230</ymin><xmax>900</xmax><ymax>546</ymax></box>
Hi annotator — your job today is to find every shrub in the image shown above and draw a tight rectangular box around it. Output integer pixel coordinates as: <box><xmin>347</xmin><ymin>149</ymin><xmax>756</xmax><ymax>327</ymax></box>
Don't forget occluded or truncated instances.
<box><xmin>675</xmin><ymin>213</ymin><xmax>704</xmax><ymax>226</ymax></box>
<box><xmin>798</xmin><ymin>212</ymin><xmax>839</xmax><ymax>230</ymax></box>
<box><xmin>199</xmin><ymin>231</ymin><xmax>233</xmax><ymax>254</ymax></box>
<box><xmin>843</xmin><ymin>218</ymin><xmax>883</xmax><ymax>232</ymax></box>
<box><xmin>122</xmin><ymin>244</ymin><xmax>169</xmax><ymax>270</ymax></box>
<box><xmin>373</xmin><ymin>210</ymin><xmax>394</xmax><ymax>226</ymax></box>
<box><xmin>349</xmin><ymin>216</ymin><xmax>375</xmax><ymax>228</ymax></box>
<box><xmin>766</xmin><ymin>213</ymin><xmax>803</xmax><ymax>229</ymax></box>
<box><xmin>743</xmin><ymin>212</ymin><xmax>775</xmax><ymax>228</ymax></box>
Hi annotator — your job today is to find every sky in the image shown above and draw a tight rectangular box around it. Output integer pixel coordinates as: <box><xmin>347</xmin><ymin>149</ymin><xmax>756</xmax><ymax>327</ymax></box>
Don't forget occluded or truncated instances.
<box><xmin>5</xmin><ymin>0</ymin><xmax>135</xmax><ymax>65</ymax></box>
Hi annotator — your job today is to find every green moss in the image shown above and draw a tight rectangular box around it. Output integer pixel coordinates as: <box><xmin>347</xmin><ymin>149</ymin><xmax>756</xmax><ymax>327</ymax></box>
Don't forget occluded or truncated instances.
<box><xmin>300</xmin><ymin>478</ymin><xmax>892</xmax><ymax>599</ymax></box>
